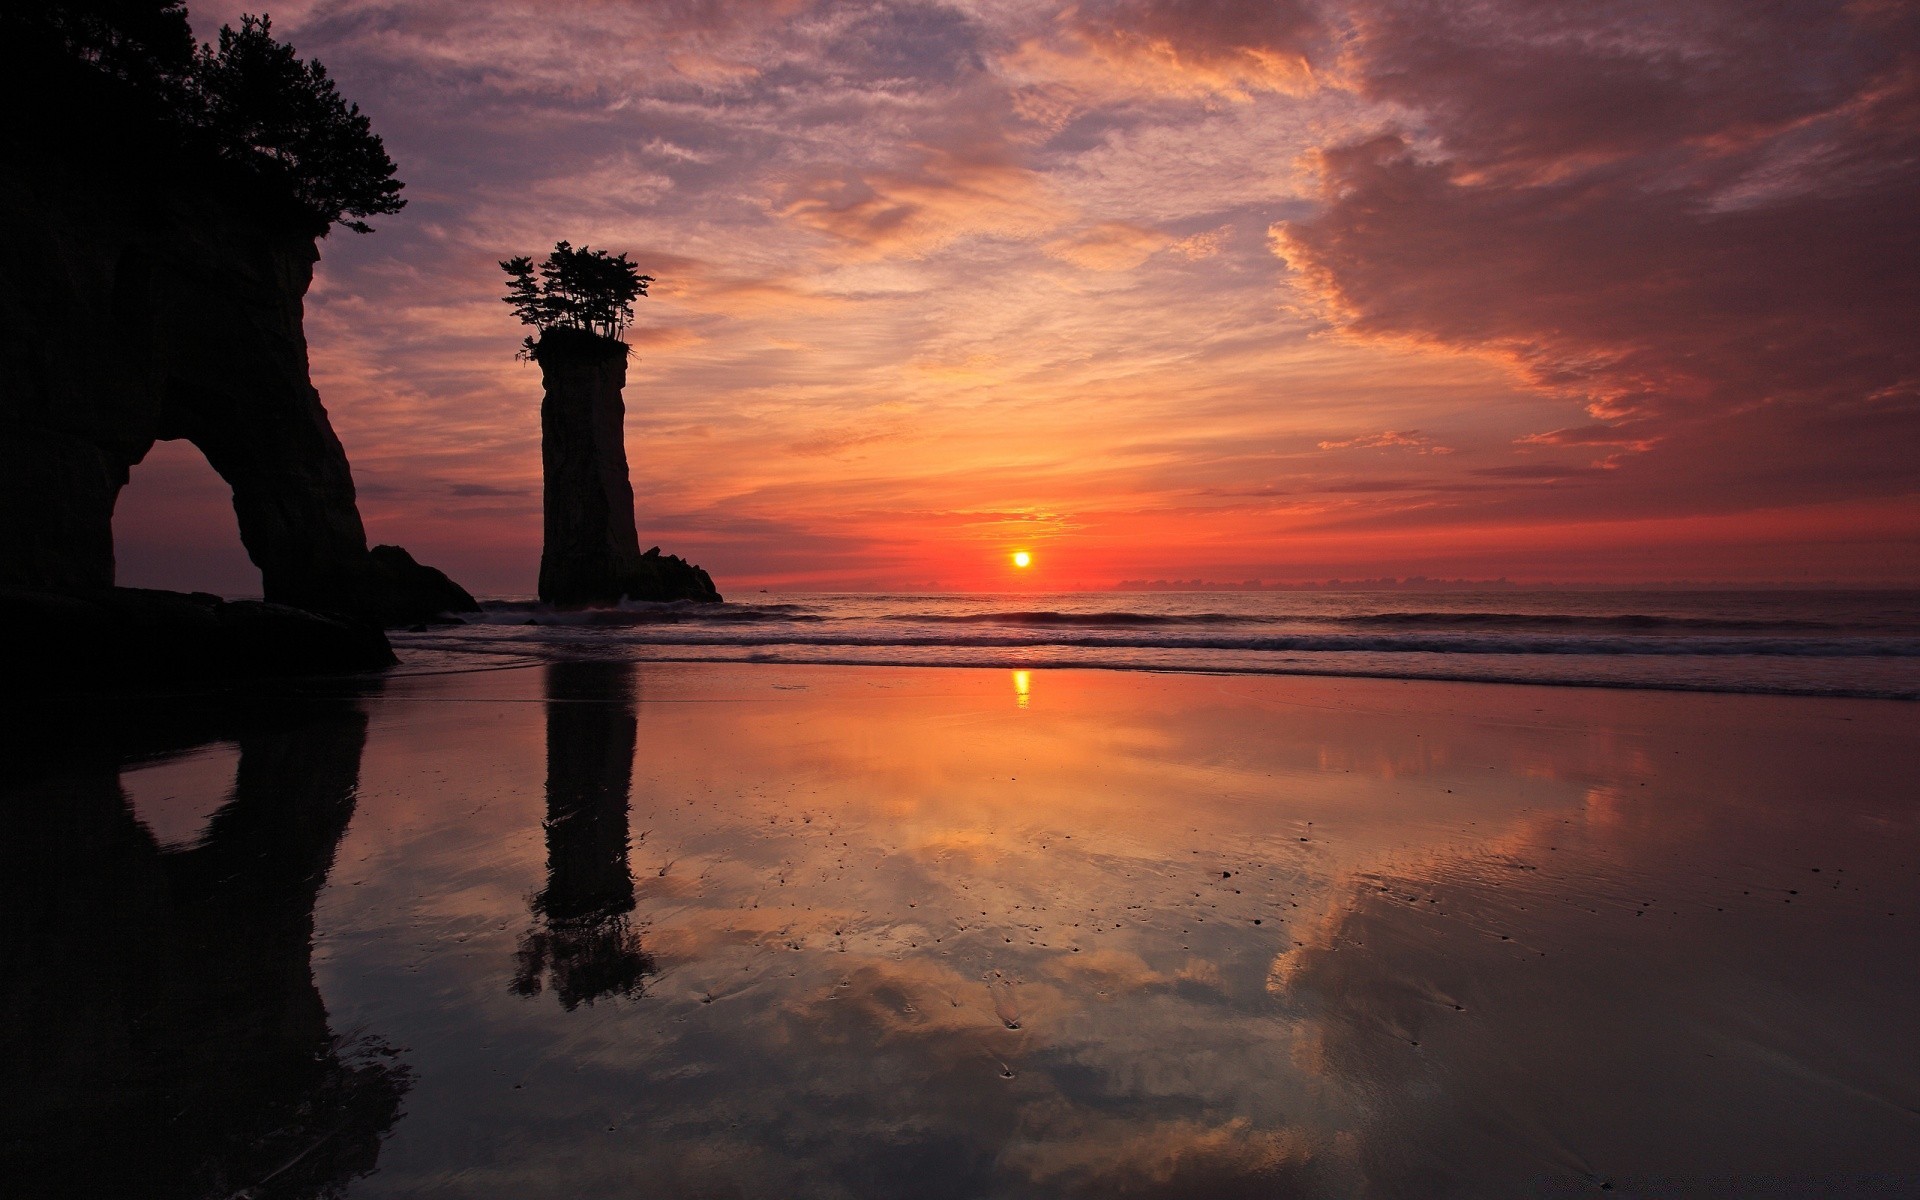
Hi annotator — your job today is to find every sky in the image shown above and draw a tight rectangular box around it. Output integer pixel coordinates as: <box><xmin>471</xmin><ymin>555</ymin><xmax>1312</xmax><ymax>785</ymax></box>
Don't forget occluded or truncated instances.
<box><xmin>115</xmin><ymin>0</ymin><xmax>1920</xmax><ymax>595</ymax></box>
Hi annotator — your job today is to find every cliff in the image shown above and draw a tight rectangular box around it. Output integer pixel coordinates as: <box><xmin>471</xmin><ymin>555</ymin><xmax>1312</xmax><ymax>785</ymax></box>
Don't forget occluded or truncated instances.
<box><xmin>0</xmin><ymin>45</ymin><xmax>477</xmax><ymax>677</ymax></box>
<box><xmin>535</xmin><ymin>331</ymin><xmax>722</xmax><ymax>606</ymax></box>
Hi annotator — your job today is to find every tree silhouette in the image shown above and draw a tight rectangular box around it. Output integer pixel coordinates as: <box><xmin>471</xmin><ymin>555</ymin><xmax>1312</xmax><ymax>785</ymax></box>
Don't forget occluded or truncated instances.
<box><xmin>501</xmin><ymin>241</ymin><xmax>653</xmax><ymax>358</ymax></box>
<box><xmin>27</xmin><ymin>0</ymin><xmax>196</xmax><ymax>92</ymax></box>
<box><xmin>11</xmin><ymin>3</ymin><xmax>405</xmax><ymax>234</ymax></box>
<box><xmin>191</xmin><ymin>15</ymin><xmax>404</xmax><ymax>233</ymax></box>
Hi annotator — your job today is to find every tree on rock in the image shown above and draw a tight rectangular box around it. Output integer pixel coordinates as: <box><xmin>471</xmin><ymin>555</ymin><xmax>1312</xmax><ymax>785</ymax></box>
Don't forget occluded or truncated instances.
<box><xmin>501</xmin><ymin>243</ymin><xmax>719</xmax><ymax>608</ymax></box>
<box><xmin>191</xmin><ymin>15</ymin><xmax>406</xmax><ymax>234</ymax></box>
<box><xmin>501</xmin><ymin>242</ymin><xmax>652</xmax><ymax>359</ymax></box>
<box><xmin>8</xmin><ymin>5</ymin><xmax>406</xmax><ymax>235</ymax></box>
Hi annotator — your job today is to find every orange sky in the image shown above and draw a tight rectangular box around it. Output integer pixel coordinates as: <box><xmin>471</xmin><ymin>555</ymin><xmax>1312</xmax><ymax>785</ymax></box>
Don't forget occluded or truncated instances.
<box><xmin>116</xmin><ymin>1</ymin><xmax>1920</xmax><ymax>595</ymax></box>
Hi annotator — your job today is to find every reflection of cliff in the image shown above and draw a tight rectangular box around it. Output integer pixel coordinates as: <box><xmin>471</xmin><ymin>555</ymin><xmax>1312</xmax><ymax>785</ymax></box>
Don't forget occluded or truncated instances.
<box><xmin>514</xmin><ymin>660</ymin><xmax>655</xmax><ymax>1008</ymax></box>
<box><xmin>0</xmin><ymin>700</ymin><xmax>407</xmax><ymax>1198</ymax></box>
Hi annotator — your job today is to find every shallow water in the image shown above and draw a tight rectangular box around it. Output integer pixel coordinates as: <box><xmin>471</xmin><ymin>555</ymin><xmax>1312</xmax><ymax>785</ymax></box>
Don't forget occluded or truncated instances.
<box><xmin>398</xmin><ymin>589</ymin><xmax>1920</xmax><ymax>699</ymax></box>
<box><xmin>5</xmin><ymin>664</ymin><xmax>1918</xmax><ymax>1198</ymax></box>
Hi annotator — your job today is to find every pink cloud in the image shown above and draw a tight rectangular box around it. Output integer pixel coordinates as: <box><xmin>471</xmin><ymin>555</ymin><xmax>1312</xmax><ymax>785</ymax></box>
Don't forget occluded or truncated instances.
<box><xmin>1276</xmin><ymin>0</ymin><xmax>1920</xmax><ymax>517</ymax></box>
<box><xmin>1044</xmin><ymin>220</ymin><xmax>1174</xmax><ymax>271</ymax></box>
<box><xmin>777</xmin><ymin>131</ymin><xmax>1067</xmax><ymax>257</ymax></box>
<box><xmin>1318</xmin><ymin>429</ymin><xmax>1453</xmax><ymax>453</ymax></box>
<box><xmin>1014</xmin><ymin>0</ymin><xmax>1326</xmax><ymax>99</ymax></box>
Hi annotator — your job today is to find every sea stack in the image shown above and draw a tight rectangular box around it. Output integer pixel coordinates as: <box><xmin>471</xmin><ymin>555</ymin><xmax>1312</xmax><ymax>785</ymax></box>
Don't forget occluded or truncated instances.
<box><xmin>535</xmin><ymin>330</ymin><xmax>651</xmax><ymax>606</ymax></box>
<box><xmin>504</xmin><ymin>243</ymin><xmax>721</xmax><ymax>606</ymax></box>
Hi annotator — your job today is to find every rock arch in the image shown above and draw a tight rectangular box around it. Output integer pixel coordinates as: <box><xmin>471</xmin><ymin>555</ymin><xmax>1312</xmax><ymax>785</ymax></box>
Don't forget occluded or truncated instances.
<box><xmin>112</xmin><ymin>439</ymin><xmax>257</xmax><ymax>594</ymax></box>
<box><xmin>0</xmin><ymin>163</ymin><xmax>472</xmax><ymax>625</ymax></box>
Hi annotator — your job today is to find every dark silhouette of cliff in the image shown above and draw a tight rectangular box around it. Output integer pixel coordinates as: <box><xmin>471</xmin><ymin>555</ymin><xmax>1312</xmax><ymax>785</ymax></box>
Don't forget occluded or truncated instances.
<box><xmin>503</xmin><ymin>245</ymin><xmax>721</xmax><ymax>606</ymax></box>
<box><xmin>0</xmin><ymin>693</ymin><xmax>409</xmax><ymax>1198</ymax></box>
<box><xmin>0</xmin><ymin>3</ymin><xmax>477</xmax><ymax>669</ymax></box>
<box><xmin>512</xmin><ymin>659</ymin><xmax>655</xmax><ymax>1009</ymax></box>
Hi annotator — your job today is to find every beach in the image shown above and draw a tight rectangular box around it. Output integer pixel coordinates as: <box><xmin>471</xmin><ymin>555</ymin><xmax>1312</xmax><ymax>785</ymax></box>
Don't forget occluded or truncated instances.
<box><xmin>8</xmin><ymin>660</ymin><xmax>1917</xmax><ymax>1197</ymax></box>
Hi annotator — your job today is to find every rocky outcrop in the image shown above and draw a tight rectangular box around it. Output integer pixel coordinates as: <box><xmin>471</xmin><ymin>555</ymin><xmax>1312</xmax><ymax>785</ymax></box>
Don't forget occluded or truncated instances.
<box><xmin>630</xmin><ymin>546</ymin><xmax>722</xmax><ymax>604</ymax></box>
<box><xmin>1</xmin><ymin>586</ymin><xmax>397</xmax><ymax>688</ymax></box>
<box><xmin>365</xmin><ymin>544</ymin><xmax>480</xmax><ymax>626</ymax></box>
<box><xmin>0</xmin><ymin>95</ymin><xmax>475</xmax><ymax>635</ymax></box>
<box><xmin>536</xmin><ymin>331</ymin><xmax>722</xmax><ymax>606</ymax></box>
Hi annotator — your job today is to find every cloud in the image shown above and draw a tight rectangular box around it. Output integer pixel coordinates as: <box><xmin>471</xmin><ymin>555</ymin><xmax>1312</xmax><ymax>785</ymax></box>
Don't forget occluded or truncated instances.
<box><xmin>1469</xmin><ymin>463</ymin><xmax>1614</xmax><ymax>481</ymax></box>
<box><xmin>1516</xmin><ymin>423</ymin><xmax>1659</xmax><ymax>452</ymax></box>
<box><xmin>777</xmin><ymin>130</ymin><xmax>1068</xmax><ymax>256</ymax></box>
<box><xmin>1010</xmin><ymin>0</ymin><xmax>1327</xmax><ymax>100</ymax></box>
<box><xmin>1044</xmin><ymin>220</ymin><xmax>1174</xmax><ymax>270</ymax></box>
<box><xmin>1275</xmin><ymin>0</ymin><xmax>1920</xmax><ymax>515</ymax></box>
<box><xmin>784</xmin><ymin>425</ymin><xmax>908</xmax><ymax>458</ymax></box>
<box><xmin>1317</xmin><ymin>429</ymin><xmax>1452</xmax><ymax>453</ymax></box>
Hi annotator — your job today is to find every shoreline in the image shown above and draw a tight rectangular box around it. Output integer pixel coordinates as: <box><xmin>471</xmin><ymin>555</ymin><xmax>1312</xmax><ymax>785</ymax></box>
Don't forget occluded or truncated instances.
<box><xmin>382</xmin><ymin>643</ymin><xmax>1920</xmax><ymax>701</ymax></box>
<box><xmin>387</xmin><ymin>588</ymin><xmax>1920</xmax><ymax>703</ymax></box>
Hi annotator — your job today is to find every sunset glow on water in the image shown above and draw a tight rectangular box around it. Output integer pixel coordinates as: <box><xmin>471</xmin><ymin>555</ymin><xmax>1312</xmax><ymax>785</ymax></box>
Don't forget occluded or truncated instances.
<box><xmin>34</xmin><ymin>665</ymin><xmax>1908</xmax><ymax>1196</ymax></box>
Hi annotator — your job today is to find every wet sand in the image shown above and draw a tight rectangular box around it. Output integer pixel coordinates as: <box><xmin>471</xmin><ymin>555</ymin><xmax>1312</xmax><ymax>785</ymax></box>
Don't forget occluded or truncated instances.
<box><xmin>5</xmin><ymin>664</ymin><xmax>1918</xmax><ymax>1197</ymax></box>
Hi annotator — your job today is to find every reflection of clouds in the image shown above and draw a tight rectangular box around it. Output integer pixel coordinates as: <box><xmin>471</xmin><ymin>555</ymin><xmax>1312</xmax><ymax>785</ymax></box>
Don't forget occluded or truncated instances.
<box><xmin>1272</xmin><ymin>698</ymin><xmax>1920</xmax><ymax>1191</ymax></box>
<box><xmin>314</xmin><ymin>666</ymin><xmax>1920</xmax><ymax>1194</ymax></box>
<box><xmin>556</xmin><ymin>670</ymin><xmax>1577</xmax><ymax>1186</ymax></box>
<box><xmin>1002</xmin><ymin>1117</ymin><xmax>1331</xmax><ymax>1198</ymax></box>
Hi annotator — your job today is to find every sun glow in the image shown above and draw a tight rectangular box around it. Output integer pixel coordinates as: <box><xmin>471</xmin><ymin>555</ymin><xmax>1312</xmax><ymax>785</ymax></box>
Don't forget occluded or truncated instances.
<box><xmin>1012</xmin><ymin>551</ymin><xmax>1032</xmax><ymax>568</ymax></box>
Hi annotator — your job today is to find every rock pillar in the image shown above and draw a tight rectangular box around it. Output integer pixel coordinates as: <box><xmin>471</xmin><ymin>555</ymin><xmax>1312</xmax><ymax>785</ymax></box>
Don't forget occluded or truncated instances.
<box><xmin>536</xmin><ymin>333</ymin><xmax>648</xmax><ymax>607</ymax></box>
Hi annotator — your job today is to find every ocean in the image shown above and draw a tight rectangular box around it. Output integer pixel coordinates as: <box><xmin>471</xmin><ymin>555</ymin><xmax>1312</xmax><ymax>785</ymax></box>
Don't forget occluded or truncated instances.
<box><xmin>392</xmin><ymin>589</ymin><xmax>1920</xmax><ymax>699</ymax></box>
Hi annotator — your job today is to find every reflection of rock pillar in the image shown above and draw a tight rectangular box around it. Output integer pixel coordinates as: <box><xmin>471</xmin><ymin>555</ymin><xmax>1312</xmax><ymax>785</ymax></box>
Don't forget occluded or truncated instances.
<box><xmin>514</xmin><ymin>658</ymin><xmax>654</xmax><ymax>1008</ymax></box>
<box><xmin>536</xmin><ymin>335</ymin><xmax>645</xmax><ymax>607</ymax></box>
<box><xmin>539</xmin><ymin>658</ymin><xmax>639</xmax><ymax>923</ymax></box>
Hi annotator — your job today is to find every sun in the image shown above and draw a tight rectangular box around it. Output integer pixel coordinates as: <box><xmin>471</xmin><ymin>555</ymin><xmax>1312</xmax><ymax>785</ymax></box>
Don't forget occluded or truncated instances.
<box><xmin>1011</xmin><ymin>550</ymin><xmax>1032</xmax><ymax>569</ymax></box>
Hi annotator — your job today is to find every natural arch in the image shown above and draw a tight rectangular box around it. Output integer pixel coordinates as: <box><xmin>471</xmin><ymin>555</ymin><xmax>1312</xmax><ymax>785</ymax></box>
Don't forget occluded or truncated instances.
<box><xmin>113</xmin><ymin>439</ymin><xmax>259</xmax><ymax>596</ymax></box>
<box><xmin>0</xmin><ymin>169</ymin><xmax>474</xmax><ymax>625</ymax></box>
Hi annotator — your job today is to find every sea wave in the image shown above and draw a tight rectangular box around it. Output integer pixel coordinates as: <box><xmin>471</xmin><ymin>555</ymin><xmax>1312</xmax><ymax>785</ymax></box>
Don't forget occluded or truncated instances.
<box><xmin>461</xmin><ymin>602</ymin><xmax>1902</xmax><ymax>635</ymax></box>
<box><xmin>395</xmin><ymin>591</ymin><xmax>1920</xmax><ymax>700</ymax></box>
<box><xmin>1347</xmin><ymin>611</ymin><xmax>1844</xmax><ymax>632</ymax></box>
<box><xmin>434</xmin><ymin>625</ymin><xmax>1920</xmax><ymax>658</ymax></box>
<box><xmin>471</xmin><ymin>600</ymin><xmax>825</xmax><ymax>625</ymax></box>
<box><xmin>388</xmin><ymin>637</ymin><xmax>1920</xmax><ymax>700</ymax></box>
<box><xmin>877</xmin><ymin>609</ymin><xmax>1859</xmax><ymax>632</ymax></box>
